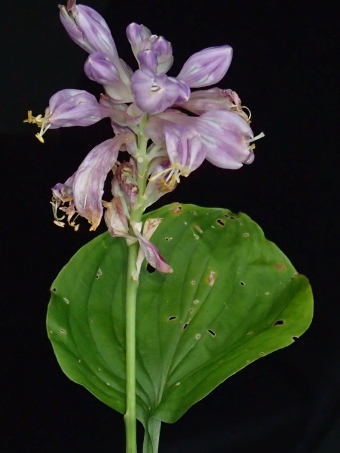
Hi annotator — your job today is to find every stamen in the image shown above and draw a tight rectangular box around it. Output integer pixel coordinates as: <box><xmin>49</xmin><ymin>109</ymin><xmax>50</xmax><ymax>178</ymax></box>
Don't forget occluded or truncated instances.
<box><xmin>242</xmin><ymin>105</ymin><xmax>252</xmax><ymax>120</ymax></box>
<box><xmin>150</xmin><ymin>81</ymin><xmax>161</xmax><ymax>92</ymax></box>
<box><xmin>54</xmin><ymin>220</ymin><xmax>65</xmax><ymax>228</ymax></box>
<box><xmin>247</xmin><ymin>132</ymin><xmax>265</xmax><ymax>144</ymax></box>
<box><xmin>50</xmin><ymin>199</ymin><xmax>66</xmax><ymax>221</ymax></box>
<box><xmin>24</xmin><ymin>111</ymin><xmax>51</xmax><ymax>143</ymax></box>
<box><xmin>149</xmin><ymin>167</ymin><xmax>172</xmax><ymax>182</ymax></box>
<box><xmin>35</xmin><ymin>133</ymin><xmax>45</xmax><ymax>144</ymax></box>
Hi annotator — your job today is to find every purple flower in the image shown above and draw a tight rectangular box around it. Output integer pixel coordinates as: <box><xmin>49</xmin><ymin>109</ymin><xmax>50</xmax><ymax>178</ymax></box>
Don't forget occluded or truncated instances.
<box><xmin>52</xmin><ymin>132</ymin><xmax>135</xmax><ymax>231</ymax></box>
<box><xmin>177</xmin><ymin>46</ymin><xmax>233</xmax><ymax>88</ymax></box>
<box><xmin>59</xmin><ymin>0</ymin><xmax>119</xmax><ymax>62</ymax></box>
<box><xmin>126</xmin><ymin>23</ymin><xmax>173</xmax><ymax>74</ymax></box>
<box><xmin>28</xmin><ymin>2</ymin><xmax>264</xmax><ymax>255</ymax></box>
<box><xmin>144</xmin><ymin>108</ymin><xmax>257</xmax><ymax>172</ymax></box>
<box><xmin>131</xmin><ymin>69</ymin><xmax>183</xmax><ymax>114</ymax></box>
<box><xmin>60</xmin><ymin>1</ymin><xmax>132</xmax><ymax>85</ymax></box>
<box><xmin>179</xmin><ymin>87</ymin><xmax>248</xmax><ymax>119</ymax></box>
<box><xmin>24</xmin><ymin>89</ymin><xmax>111</xmax><ymax>142</ymax></box>
<box><xmin>85</xmin><ymin>52</ymin><xmax>134</xmax><ymax>103</ymax></box>
<box><xmin>196</xmin><ymin>110</ymin><xmax>255</xmax><ymax>169</ymax></box>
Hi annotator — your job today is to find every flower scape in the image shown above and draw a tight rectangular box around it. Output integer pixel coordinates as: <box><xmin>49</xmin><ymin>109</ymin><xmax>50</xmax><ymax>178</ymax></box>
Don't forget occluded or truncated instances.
<box><xmin>25</xmin><ymin>0</ymin><xmax>263</xmax><ymax>276</ymax></box>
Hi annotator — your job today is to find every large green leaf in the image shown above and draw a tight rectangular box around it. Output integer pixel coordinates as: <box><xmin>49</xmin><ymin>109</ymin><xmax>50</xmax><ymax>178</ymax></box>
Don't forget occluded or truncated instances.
<box><xmin>47</xmin><ymin>203</ymin><xmax>313</xmax><ymax>425</ymax></box>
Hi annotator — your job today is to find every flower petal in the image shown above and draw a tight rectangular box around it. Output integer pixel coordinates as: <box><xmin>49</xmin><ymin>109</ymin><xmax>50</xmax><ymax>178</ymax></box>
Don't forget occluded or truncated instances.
<box><xmin>48</xmin><ymin>89</ymin><xmax>111</xmax><ymax>128</ymax></box>
<box><xmin>84</xmin><ymin>51</ymin><xmax>121</xmax><ymax>84</ymax></box>
<box><xmin>131</xmin><ymin>220</ymin><xmax>173</xmax><ymax>278</ymax></box>
<box><xmin>197</xmin><ymin>110</ymin><xmax>254</xmax><ymax>169</ymax></box>
<box><xmin>73</xmin><ymin>133</ymin><xmax>135</xmax><ymax>230</ymax></box>
<box><xmin>102</xmin><ymin>196</ymin><xmax>136</xmax><ymax>243</ymax></box>
<box><xmin>151</xmin><ymin>36</ymin><xmax>173</xmax><ymax>73</ymax></box>
<box><xmin>131</xmin><ymin>69</ymin><xmax>179</xmax><ymax>114</ymax></box>
<box><xmin>177</xmin><ymin>45</ymin><xmax>233</xmax><ymax>88</ymax></box>
<box><xmin>180</xmin><ymin>87</ymin><xmax>247</xmax><ymax>119</ymax></box>
<box><xmin>126</xmin><ymin>23</ymin><xmax>152</xmax><ymax>58</ymax></box>
<box><xmin>137</xmin><ymin>50</ymin><xmax>158</xmax><ymax>72</ymax></box>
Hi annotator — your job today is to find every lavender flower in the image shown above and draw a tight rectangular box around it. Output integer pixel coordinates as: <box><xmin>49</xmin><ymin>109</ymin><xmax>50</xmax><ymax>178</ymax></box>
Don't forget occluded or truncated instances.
<box><xmin>27</xmin><ymin>1</ymin><xmax>263</xmax><ymax>275</ymax></box>
<box><xmin>24</xmin><ymin>89</ymin><xmax>111</xmax><ymax>142</ymax></box>
<box><xmin>52</xmin><ymin>132</ymin><xmax>135</xmax><ymax>231</ymax></box>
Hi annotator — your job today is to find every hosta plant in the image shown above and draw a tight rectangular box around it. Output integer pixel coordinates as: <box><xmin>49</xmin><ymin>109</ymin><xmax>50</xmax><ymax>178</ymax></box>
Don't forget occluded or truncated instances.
<box><xmin>26</xmin><ymin>2</ymin><xmax>313</xmax><ymax>452</ymax></box>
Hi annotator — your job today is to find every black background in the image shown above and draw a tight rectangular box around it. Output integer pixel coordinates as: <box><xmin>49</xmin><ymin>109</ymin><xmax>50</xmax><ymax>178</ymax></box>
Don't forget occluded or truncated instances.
<box><xmin>2</xmin><ymin>0</ymin><xmax>339</xmax><ymax>451</ymax></box>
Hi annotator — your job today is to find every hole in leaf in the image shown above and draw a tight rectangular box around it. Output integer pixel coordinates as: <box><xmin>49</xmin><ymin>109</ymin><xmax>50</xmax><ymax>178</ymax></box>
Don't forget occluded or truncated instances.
<box><xmin>240</xmin><ymin>281</ymin><xmax>245</xmax><ymax>286</ymax></box>
<box><xmin>191</xmin><ymin>280</ymin><xmax>196</xmax><ymax>285</ymax></box>
<box><xmin>229</xmin><ymin>216</ymin><xmax>237</xmax><ymax>220</ymax></box>
<box><xmin>274</xmin><ymin>320</ymin><xmax>285</xmax><ymax>326</ymax></box>
<box><xmin>207</xmin><ymin>329</ymin><xmax>216</xmax><ymax>337</ymax></box>
<box><xmin>168</xmin><ymin>316</ymin><xmax>177</xmax><ymax>321</ymax></box>
<box><xmin>60</xmin><ymin>328</ymin><xmax>67</xmax><ymax>335</ymax></box>
<box><xmin>292</xmin><ymin>336</ymin><xmax>298</xmax><ymax>341</ymax></box>
<box><xmin>96</xmin><ymin>268</ymin><xmax>103</xmax><ymax>279</ymax></box>
<box><xmin>183</xmin><ymin>323</ymin><xmax>189</xmax><ymax>331</ymax></box>
<box><xmin>189</xmin><ymin>308</ymin><xmax>194</xmax><ymax>313</ymax></box>
<box><xmin>276</xmin><ymin>263</ymin><xmax>286</xmax><ymax>271</ymax></box>
<box><xmin>259</xmin><ymin>352</ymin><xmax>265</xmax><ymax>356</ymax></box>
<box><xmin>216</xmin><ymin>218</ymin><xmax>225</xmax><ymax>227</ymax></box>
<box><xmin>172</xmin><ymin>205</ymin><xmax>182</xmax><ymax>214</ymax></box>
<box><xmin>195</xmin><ymin>334</ymin><xmax>201</xmax><ymax>340</ymax></box>
<box><xmin>224</xmin><ymin>213</ymin><xmax>230</xmax><ymax>218</ymax></box>
<box><xmin>147</xmin><ymin>263</ymin><xmax>156</xmax><ymax>273</ymax></box>
<box><xmin>52</xmin><ymin>287</ymin><xmax>57</xmax><ymax>293</ymax></box>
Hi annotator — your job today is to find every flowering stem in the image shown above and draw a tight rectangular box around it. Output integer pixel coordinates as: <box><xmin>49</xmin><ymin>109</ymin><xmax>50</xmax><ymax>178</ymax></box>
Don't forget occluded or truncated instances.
<box><xmin>124</xmin><ymin>240</ymin><xmax>139</xmax><ymax>453</ymax></box>
<box><xmin>124</xmin><ymin>133</ymin><xmax>149</xmax><ymax>453</ymax></box>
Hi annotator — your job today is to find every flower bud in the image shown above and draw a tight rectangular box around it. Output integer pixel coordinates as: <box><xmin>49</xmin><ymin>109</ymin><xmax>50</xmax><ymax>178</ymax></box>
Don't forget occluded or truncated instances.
<box><xmin>84</xmin><ymin>51</ymin><xmax>121</xmax><ymax>84</ymax></box>
<box><xmin>59</xmin><ymin>1</ymin><xmax>119</xmax><ymax>62</ymax></box>
<box><xmin>126</xmin><ymin>23</ymin><xmax>152</xmax><ymax>57</ymax></box>
<box><xmin>137</xmin><ymin>50</ymin><xmax>158</xmax><ymax>72</ymax></box>
<box><xmin>177</xmin><ymin>45</ymin><xmax>233</xmax><ymax>88</ymax></box>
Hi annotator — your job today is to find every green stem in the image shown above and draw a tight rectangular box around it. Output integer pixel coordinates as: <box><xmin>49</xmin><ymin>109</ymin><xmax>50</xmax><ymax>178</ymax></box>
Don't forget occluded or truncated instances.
<box><xmin>142</xmin><ymin>418</ymin><xmax>162</xmax><ymax>453</ymax></box>
<box><xmin>124</xmin><ymin>132</ymin><xmax>149</xmax><ymax>453</ymax></box>
<box><xmin>124</xmin><ymin>241</ymin><xmax>139</xmax><ymax>453</ymax></box>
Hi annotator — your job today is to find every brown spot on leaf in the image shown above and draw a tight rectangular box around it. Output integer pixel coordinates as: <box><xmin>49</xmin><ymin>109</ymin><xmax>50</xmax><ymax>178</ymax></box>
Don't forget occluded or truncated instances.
<box><xmin>207</xmin><ymin>271</ymin><xmax>216</xmax><ymax>286</ymax></box>
<box><xmin>276</xmin><ymin>263</ymin><xmax>286</xmax><ymax>271</ymax></box>
<box><xmin>194</xmin><ymin>224</ymin><xmax>203</xmax><ymax>233</ymax></box>
<box><xmin>172</xmin><ymin>204</ymin><xmax>182</xmax><ymax>214</ymax></box>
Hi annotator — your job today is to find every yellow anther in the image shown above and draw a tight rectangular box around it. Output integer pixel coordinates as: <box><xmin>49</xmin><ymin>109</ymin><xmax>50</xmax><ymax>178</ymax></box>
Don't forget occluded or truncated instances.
<box><xmin>24</xmin><ymin>110</ymin><xmax>50</xmax><ymax>143</ymax></box>
<box><xmin>35</xmin><ymin>133</ymin><xmax>45</xmax><ymax>143</ymax></box>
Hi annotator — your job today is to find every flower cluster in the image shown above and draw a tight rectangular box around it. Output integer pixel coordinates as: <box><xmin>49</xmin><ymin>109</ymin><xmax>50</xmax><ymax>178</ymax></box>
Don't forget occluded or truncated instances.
<box><xmin>26</xmin><ymin>0</ymin><xmax>263</xmax><ymax>275</ymax></box>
